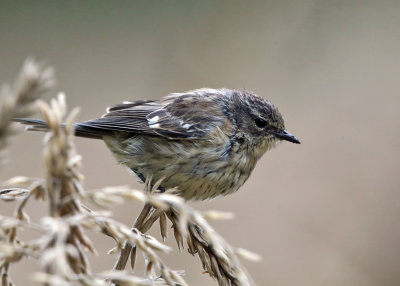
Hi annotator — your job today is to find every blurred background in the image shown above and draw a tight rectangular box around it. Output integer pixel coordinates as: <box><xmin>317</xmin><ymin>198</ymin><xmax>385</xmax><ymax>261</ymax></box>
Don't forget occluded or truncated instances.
<box><xmin>1</xmin><ymin>1</ymin><xmax>399</xmax><ymax>285</ymax></box>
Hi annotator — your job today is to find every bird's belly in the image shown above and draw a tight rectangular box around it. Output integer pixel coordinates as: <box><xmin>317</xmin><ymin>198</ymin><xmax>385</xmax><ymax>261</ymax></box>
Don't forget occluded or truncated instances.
<box><xmin>167</xmin><ymin>164</ymin><xmax>250</xmax><ymax>200</ymax></box>
<box><xmin>137</xmin><ymin>156</ymin><xmax>250</xmax><ymax>200</ymax></box>
<box><xmin>103</xmin><ymin>135</ymin><xmax>255</xmax><ymax>200</ymax></box>
<box><xmin>143</xmin><ymin>151</ymin><xmax>254</xmax><ymax>200</ymax></box>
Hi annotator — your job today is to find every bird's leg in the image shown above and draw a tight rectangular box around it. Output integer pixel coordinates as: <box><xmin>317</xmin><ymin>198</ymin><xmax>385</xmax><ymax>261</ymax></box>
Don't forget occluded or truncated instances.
<box><xmin>131</xmin><ymin>169</ymin><xmax>166</xmax><ymax>192</ymax></box>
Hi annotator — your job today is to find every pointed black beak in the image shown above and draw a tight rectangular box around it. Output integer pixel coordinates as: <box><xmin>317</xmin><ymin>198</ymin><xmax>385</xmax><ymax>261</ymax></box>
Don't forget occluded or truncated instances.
<box><xmin>273</xmin><ymin>129</ymin><xmax>301</xmax><ymax>144</ymax></box>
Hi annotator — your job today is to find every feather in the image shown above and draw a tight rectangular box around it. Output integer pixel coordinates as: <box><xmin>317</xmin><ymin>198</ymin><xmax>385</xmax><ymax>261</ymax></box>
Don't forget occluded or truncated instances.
<box><xmin>76</xmin><ymin>92</ymin><xmax>227</xmax><ymax>139</ymax></box>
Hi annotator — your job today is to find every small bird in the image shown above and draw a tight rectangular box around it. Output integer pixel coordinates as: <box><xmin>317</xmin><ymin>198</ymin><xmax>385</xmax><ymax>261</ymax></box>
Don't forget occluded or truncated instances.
<box><xmin>15</xmin><ymin>88</ymin><xmax>300</xmax><ymax>200</ymax></box>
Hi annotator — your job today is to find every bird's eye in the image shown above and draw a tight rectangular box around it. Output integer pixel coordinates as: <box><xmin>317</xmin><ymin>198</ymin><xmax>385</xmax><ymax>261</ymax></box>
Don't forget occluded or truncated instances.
<box><xmin>255</xmin><ymin>118</ymin><xmax>267</xmax><ymax>128</ymax></box>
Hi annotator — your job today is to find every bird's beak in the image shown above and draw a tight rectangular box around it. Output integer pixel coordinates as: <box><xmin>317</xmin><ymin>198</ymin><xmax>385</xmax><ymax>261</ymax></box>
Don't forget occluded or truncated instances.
<box><xmin>273</xmin><ymin>129</ymin><xmax>301</xmax><ymax>144</ymax></box>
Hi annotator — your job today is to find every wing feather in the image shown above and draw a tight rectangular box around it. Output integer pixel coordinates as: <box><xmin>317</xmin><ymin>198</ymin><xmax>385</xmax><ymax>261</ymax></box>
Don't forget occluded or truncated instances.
<box><xmin>76</xmin><ymin>90</ymin><xmax>230</xmax><ymax>140</ymax></box>
<box><xmin>77</xmin><ymin>99</ymin><xmax>200</xmax><ymax>139</ymax></box>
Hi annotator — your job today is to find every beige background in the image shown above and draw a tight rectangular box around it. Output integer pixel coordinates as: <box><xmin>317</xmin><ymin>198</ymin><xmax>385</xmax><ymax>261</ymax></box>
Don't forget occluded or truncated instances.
<box><xmin>1</xmin><ymin>1</ymin><xmax>400</xmax><ymax>285</ymax></box>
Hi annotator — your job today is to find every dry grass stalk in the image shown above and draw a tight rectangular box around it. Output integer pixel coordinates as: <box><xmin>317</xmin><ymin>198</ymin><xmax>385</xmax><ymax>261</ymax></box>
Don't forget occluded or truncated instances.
<box><xmin>0</xmin><ymin>58</ymin><xmax>53</xmax><ymax>286</ymax></box>
<box><xmin>87</xmin><ymin>184</ymin><xmax>258</xmax><ymax>286</ymax></box>
<box><xmin>36</xmin><ymin>93</ymin><xmax>95</xmax><ymax>282</ymax></box>
<box><xmin>0</xmin><ymin>58</ymin><xmax>54</xmax><ymax>167</ymax></box>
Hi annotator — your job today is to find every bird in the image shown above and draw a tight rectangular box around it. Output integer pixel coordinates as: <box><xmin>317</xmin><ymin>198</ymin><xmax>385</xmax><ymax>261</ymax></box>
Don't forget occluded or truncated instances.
<box><xmin>15</xmin><ymin>88</ymin><xmax>300</xmax><ymax>201</ymax></box>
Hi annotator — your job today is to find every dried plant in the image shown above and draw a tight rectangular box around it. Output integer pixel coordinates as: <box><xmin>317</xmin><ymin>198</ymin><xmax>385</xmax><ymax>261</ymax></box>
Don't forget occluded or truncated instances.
<box><xmin>86</xmin><ymin>183</ymin><xmax>260</xmax><ymax>286</ymax></box>
<box><xmin>0</xmin><ymin>59</ymin><xmax>260</xmax><ymax>286</ymax></box>
<box><xmin>0</xmin><ymin>58</ymin><xmax>54</xmax><ymax>167</ymax></box>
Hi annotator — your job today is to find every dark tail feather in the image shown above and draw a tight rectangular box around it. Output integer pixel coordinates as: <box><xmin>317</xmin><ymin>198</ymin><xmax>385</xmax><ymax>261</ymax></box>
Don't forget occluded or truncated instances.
<box><xmin>13</xmin><ymin>118</ymin><xmax>51</xmax><ymax>132</ymax></box>
<box><xmin>13</xmin><ymin>118</ymin><xmax>106</xmax><ymax>140</ymax></box>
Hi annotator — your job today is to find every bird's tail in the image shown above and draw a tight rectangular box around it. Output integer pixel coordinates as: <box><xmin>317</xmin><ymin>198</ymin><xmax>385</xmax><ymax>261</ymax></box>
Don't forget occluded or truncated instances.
<box><xmin>13</xmin><ymin>118</ymin><xmax>104</xmax><ymax>139</ymax></box>
<box><xmin>13</xmin><ymin>118</ymin><xmax>52</xmax><ymax>132</ymax></box>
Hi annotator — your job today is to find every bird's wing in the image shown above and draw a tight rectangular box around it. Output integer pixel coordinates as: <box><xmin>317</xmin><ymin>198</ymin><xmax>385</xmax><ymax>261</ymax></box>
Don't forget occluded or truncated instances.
<box><xmin>76</xmin><ymin>98</ymin><xmax>213</xmax><ymax>139</ymax></box>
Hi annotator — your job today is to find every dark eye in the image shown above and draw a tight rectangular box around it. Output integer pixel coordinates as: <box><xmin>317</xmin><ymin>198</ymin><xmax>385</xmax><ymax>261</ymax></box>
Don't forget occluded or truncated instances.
<box><xmin>255</xmin><ymin>118</ymin><xmax>267</xmax><ymax>128</ymax></box>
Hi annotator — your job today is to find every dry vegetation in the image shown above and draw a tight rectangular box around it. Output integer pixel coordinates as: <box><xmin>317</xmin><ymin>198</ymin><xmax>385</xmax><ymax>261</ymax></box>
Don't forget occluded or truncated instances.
<box><xmin>0</xmin><ymin>59</ymin><xmax>260</xmax><ymax>286</ymax></box>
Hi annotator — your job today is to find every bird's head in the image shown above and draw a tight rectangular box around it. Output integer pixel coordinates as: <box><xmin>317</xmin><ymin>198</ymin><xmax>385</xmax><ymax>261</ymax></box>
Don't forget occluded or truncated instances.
<box><xmin>230</xmin><ymin>90</ymin><xmax>300</xmax><ymax>155</ymax></box>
